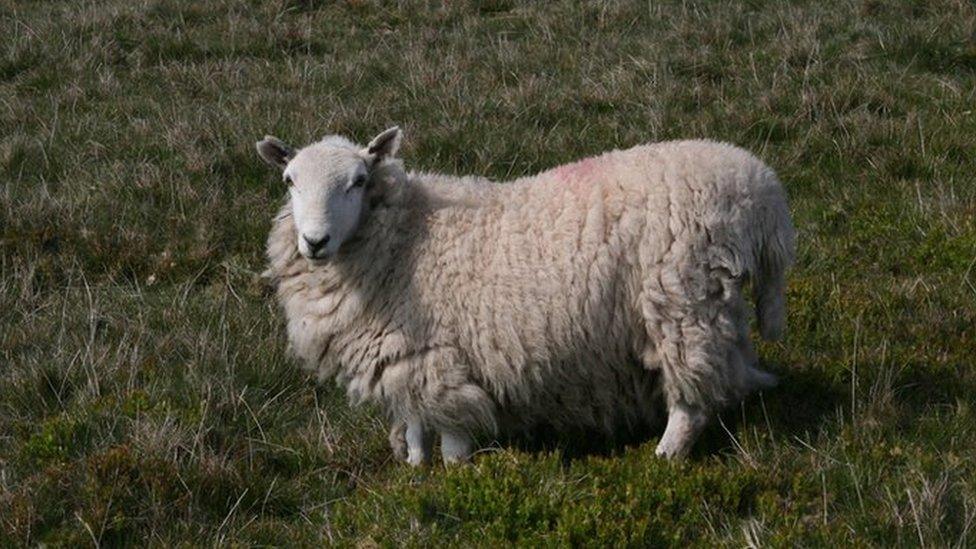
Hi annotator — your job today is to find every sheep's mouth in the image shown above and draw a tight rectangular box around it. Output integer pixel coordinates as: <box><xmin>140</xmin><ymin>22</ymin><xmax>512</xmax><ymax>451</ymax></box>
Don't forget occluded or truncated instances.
<box><xmin>303</xmin><ymin>253</ymin><xmax>331</xmax><ymax>266</ymax></box>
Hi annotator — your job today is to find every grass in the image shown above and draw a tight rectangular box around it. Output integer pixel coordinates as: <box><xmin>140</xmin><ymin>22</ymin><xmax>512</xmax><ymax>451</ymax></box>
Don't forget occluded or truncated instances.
<box><xmin>1</xmin><ymin>0</ymin><xmax>975</xmax><ymax>545</ymax></box>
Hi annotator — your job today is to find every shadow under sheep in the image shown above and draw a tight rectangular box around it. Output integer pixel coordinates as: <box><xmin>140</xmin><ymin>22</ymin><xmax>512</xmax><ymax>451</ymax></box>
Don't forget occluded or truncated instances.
<box><xmin>489</xmin><ymin>357</ymin><xmax>975</xmax><ymax>463</ymax></box>
<box><xmin>483</xmin><ymin>363</ymin><xmax>849</xmax><ymax>464</ymax></box>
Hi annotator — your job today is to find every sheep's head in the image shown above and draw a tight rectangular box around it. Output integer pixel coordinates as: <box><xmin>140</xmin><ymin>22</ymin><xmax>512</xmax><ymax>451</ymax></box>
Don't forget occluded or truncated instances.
<box><xmin>256</xmin><ymin>127</ymin><xmax>402</xmax><ymax>263</ymax></box>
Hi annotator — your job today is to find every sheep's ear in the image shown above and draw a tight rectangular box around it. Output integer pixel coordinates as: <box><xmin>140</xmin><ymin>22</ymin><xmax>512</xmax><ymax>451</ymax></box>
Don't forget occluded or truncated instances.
<box><xmin>256</xmin><ymin>136</ymin><xmax>295</xmax><ymax>169</ymax></box>
<box><xmin>366</xmin><ymin>126</ymin><xmax>402</xmax><ymax>160</ymax></box>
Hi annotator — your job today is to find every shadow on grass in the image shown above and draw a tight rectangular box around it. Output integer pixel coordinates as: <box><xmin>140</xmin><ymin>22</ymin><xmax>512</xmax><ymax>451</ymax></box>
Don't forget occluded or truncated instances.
<box><xmin>693</xmin><ymin>363</ymin><xmax>847</xmax><ymax>459</ymax></box>
<box><xmin>484</xmin><ymin>363</ymin><xmax>857</xmax><ymax>463</ymax></box>
<box><xmin>465</xmin><ymin>355</ymin><xmax>976</xmax><ymax>466</ymax></box>
<box><xmin>689</xmin><ymin>359</ymin><xmax>975</xmax><ymax>460</ymax></box>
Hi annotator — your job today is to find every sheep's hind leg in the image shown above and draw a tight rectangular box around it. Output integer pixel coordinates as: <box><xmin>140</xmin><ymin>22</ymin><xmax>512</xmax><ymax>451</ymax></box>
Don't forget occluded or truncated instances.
<box><xmin>638</xmin><ymin>335</ymin><xmax>711</xmax><ymax>459</ymax></box>
<box><xmin>655</xmin><ymin>400</ymin><xmax>708</xmax><ymax>459</ymax></box>
<box><xmin>406</xmin><ymin>417</ymin><xmax>434</xmax><ymax>466</ymax></box>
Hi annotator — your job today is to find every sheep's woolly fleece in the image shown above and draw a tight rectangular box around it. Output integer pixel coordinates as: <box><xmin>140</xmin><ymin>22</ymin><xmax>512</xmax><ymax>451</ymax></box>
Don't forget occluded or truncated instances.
<box><xmin>264</xmin><ymin>138</ymin><xmax>795</xmax><ymax>447</ymax></box>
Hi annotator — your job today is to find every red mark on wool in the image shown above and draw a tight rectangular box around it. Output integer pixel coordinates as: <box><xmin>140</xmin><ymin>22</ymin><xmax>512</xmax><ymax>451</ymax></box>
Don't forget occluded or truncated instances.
<box><xmin>552</xmin><ymin>156</ymin><xmax>604</xmax><ymax>184</ymax></box>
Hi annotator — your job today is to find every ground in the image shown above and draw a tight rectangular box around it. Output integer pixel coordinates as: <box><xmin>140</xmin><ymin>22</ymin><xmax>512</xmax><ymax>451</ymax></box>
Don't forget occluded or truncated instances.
<box><xmin>2</xmin><ymin>0</ymin><xmax>975</xmax><ymax>545</ymax></box>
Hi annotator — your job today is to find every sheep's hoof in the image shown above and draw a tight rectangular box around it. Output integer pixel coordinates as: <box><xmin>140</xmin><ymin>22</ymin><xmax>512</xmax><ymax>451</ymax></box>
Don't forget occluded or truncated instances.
<box><xmin>442</xmin><ymin>453</ymin><xmax>470</xmax><ymax>466</ymax></box>
<box><xmin>388</xmin><ymin>422</ymin><xmax>408</xmax><ymax>462</ymax></box>
<box><xmin>654</xmin><ymin>439</ymin><xmax>691</xmax><ymax>460</ymax></box>
<box><xmin>655</xmin><ymin>402</ymin><xmax>708</xmax><ymax>460</ymax></box>
<box><xmin>440</xmin><ymin>430</ymin><xmax>474</xmax><ymax>465</ymax></box>
<box><xmin>404</xmin><ymin>418</ymin><xmax>434</xmax><ymax>466</ymax></box>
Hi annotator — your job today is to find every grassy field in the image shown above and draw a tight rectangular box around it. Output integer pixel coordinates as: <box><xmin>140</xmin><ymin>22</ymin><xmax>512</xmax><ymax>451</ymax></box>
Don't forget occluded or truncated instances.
<box><xmin>2</xmin><ymin>0</ymin><xmax>975</xmax><ymax>545</ymax></box>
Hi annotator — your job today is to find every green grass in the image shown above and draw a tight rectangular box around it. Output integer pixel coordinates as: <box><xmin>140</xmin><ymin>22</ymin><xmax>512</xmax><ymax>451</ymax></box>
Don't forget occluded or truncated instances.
<box><xmin>2</xmin><ymin>0</ymin><xmax>975</xmax><ymax>545</ymax></box>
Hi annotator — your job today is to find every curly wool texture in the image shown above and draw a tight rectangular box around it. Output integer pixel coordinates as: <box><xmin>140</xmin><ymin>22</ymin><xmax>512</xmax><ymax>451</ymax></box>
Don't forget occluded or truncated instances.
<box><xmin>266</xmin><ymin>140</ymin><xmax>795</xmax><ymax>438</ymax></box>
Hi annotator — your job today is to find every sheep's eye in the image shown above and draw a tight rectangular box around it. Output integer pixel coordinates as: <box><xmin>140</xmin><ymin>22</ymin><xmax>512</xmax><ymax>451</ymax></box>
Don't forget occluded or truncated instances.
<box><xmin>284</xmin><ymin>175</ymin><xmax>293</xmax><ymax>186</ymax></box>
<box><xmin>350</xmin><ymin>174</ymin><xmax>367</xmax><ymax>189</ymax></box>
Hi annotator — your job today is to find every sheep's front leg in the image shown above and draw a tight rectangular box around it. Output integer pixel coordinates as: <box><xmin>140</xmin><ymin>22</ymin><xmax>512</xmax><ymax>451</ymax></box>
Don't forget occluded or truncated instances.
<box><xmin>440</xmin><ymin>430</ymin><xmax>474</xmax><ymax>464</ymax></box>
<box><xmin>655</xmin><ymin>401</ymin><xmax>708</xmax><ymax>460</ymax></box>
<box><xmin>405</xmin><ymin>417</ymin><xmax>433</xmax><ymax>466</ymax></box>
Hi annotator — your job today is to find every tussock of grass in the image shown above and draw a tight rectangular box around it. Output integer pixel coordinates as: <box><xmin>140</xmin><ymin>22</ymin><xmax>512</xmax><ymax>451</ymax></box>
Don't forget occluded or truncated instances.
<box><xmin>2</xmin><ymin>0</ymin><xmax>975</xmax><ymax>545</ymax></box>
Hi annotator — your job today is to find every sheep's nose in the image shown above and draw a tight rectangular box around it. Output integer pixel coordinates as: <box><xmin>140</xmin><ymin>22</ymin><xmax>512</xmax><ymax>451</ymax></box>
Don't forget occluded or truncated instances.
<box><xmin>303</xmin><ymin>234</ymin><xmax>330</xmax><ymax>255</ymax></box>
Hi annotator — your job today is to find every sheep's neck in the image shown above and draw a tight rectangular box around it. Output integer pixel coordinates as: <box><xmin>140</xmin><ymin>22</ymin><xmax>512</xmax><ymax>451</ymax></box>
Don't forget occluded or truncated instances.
<box><xmin>336</xmin><ymin>176</ymin><xmax>437</xmax><ymax>270</ymax></box>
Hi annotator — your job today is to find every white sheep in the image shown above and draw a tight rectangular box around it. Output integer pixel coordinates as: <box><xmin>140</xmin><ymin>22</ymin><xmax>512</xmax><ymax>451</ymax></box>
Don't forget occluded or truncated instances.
<box><xmin>256</xmin><ymin>127</ymin><xmax>795</xmax><ymax>464</ymax></box>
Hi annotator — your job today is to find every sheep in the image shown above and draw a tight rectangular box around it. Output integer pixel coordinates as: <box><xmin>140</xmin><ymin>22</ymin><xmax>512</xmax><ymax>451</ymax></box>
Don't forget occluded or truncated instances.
<box><xmin>256</xmin><ymin>127</ymin><xmax>795</xmax><ymax>464</ymax></box>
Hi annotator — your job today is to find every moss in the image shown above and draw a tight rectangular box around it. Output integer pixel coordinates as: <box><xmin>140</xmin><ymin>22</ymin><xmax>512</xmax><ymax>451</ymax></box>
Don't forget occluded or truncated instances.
<box><xmin>21</xmin><ymin>416</ymin><xmax>91</xmax><ymax>466</ymax></box>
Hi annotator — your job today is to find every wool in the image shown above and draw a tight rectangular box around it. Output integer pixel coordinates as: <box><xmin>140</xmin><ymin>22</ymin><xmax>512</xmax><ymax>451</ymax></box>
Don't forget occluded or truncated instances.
<box><xmin>261</xmin><ymin>133</ymin><xmax>795</xmax><ymax>461</ymax></box>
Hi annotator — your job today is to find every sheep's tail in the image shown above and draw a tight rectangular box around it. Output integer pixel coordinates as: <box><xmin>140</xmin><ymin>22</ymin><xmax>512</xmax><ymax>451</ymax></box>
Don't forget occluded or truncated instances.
<box><xmin>752</xmin><ymin>174</ymin><xmax>796</xmax><ymax>341</ymax></box>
